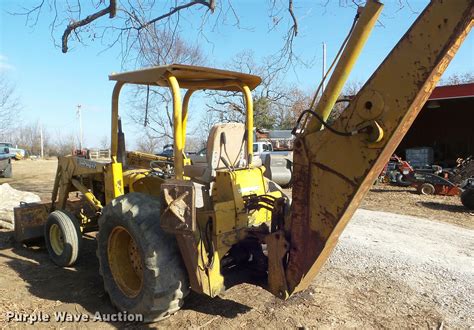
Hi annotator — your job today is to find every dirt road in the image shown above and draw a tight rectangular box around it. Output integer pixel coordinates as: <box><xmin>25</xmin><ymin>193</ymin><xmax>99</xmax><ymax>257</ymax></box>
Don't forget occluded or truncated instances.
<box><xmin>0</xmin><ymin>159</ymin><xmax>473</xmax><ymax>327</ymax></box>
<box><xmin>0</xmin><ymin>159</ymin><xmax>57</xmax><ymax>201</ymax></box>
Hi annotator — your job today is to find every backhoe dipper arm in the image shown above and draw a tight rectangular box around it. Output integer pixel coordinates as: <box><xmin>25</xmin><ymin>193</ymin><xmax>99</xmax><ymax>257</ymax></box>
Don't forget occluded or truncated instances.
<box><xmin>272</xmin><ymin>0</ymin><xmax>473</xmax><ymax>297</ymax></box>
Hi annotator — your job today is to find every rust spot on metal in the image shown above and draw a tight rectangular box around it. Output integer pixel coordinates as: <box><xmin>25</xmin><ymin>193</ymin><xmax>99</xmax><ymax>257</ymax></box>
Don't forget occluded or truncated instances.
<box><xmin>312</xmin><ymin>161</ymin><xmax>357</xmax><ymax>187</ymax></box>
<box><xmin>321</xmin><ymin>208</ymin><xmax>337</xmax><ymax>226</ymax></box>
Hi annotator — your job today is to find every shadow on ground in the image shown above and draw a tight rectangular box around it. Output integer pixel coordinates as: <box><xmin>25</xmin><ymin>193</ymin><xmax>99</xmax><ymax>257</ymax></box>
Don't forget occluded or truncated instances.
<box><xmin>0</xmin><ymin>230</ymin><xmax>251</xmax><ymax>326</ymax></box>
<box><xmin>182</xmin><ymin>293</ymin><xmax>251</xmax><ymax>317</ymax></box>
<box><xmin>418</xmin><ymin>201</ymin><xmax>467</xmax><ymax>213</ymax></box>
<box><xmin>0</xmin><ymin>235</ymin><xmax>115</xmax><ymax>316</ymax></box>
<box><xmin>370</xmin><ymin>187</ymin><xmax>414</xmax><ymax>194</ymax></box>
<box><xmin>0</xmin><ymin>230</ymin><xmax>15</xmax><ymax>249</ymax></box>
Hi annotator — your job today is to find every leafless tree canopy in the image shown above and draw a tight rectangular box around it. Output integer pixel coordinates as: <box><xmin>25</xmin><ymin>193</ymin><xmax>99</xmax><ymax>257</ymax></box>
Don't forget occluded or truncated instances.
<box><xmin>13</xmin><ymin>0</ymin><xmax>300</xmax><ymax>65</ymax></box>
<box><xmin>0</xmin><ymin>75</ymin><xmax>22</xmax><ymax>141</ymax></box>
<box><xmin>8</xmin><ymin>121</ymin><xmax>78</xmax><ymax>157</ymax></box>
<box><xmin>9</xmin><ymin>122</ymin><xmax>43</xmax><ymax>155</ymax></box>
<box><xmin>206</xmin><ymin>50</ymin><xmax>312</xmax><ymax>130</ymax></box>
<box><xmin>99</xmin><ymin>135</ymin><xmax>110</xmax><ymax>149</ymax></box>
<box><xmin>48</xmin><ymin>130</ymin><xmax>77</xmax><ymax>156</ymax></box>
<box><xmin>127</xmin><ymin>29</ymin><xmax>206</xmax><ymax>145</ymax></box>
<box><xmin>135</xmin><ymin>130</ymin><xmax>161</xmax><ymax>154</ymax></box>
<box><xmin>10</xmin><ymin>0</ymin><xmax>435</xmax><ymax>151</ymax></box>
<box><xmin>440</xmin><ymin>72</ymin><xmax>474</xmax><ymax>86</ymax></box>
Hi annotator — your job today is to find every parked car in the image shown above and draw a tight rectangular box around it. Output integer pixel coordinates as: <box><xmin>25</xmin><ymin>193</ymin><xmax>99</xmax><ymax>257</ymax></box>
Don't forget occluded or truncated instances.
<box><xmin>0</xmin><ymin>142</ymin><xmax>25</xmax><ymax>159</ymax></box>
<box><xmin>0</xmin><ymin>145</ymin><xmax>13</xmax><ymax>178</ymax></box>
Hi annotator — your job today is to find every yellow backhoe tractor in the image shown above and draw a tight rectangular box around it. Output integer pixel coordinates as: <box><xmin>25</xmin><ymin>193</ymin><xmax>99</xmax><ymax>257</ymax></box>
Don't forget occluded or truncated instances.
<box><xmin>14</xmin><ymin>0</ymin><xmax>473</xmax><ymax>322</ymax></box>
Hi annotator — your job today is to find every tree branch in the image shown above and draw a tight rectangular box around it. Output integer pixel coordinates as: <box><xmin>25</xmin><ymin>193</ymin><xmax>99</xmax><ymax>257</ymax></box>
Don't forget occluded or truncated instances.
<box><xmin>138</xmin><ymin>0</ymin><xmax>216</xmax><ymax>31</ymax></box>
<box><xmin>61</xmin><ymin>0</ymin><xmax>116</xmax><ymax>53</ymax></box>
<box><xmin>288</xmin><ymin>0</ymin><xmax>298</xmax><ymax>37</ymax></box>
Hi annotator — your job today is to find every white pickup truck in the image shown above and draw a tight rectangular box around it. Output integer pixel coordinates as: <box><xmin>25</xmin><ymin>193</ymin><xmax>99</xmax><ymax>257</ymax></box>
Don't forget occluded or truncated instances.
<box><xmin>0</xmin><ymin>142</ymin><xmax>25</xmax><ymax>159</ymax></box>
<box><xmin>253</xmin><ymin>141</ymin><xmax>292</xmax><ymax>161</ymax></box>
<box><xmin>253</xmin><ymin>141</ymin><xmax>293</xmax><ymax>187</ymax></box>
<box><xmin>253</xmin><ymin>141</ymin><xmax>274</xmax><ymax>158</ymax></box>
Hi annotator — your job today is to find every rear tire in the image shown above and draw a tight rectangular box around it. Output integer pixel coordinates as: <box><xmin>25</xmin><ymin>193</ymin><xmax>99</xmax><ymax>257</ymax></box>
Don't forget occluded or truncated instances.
<box><xmin>461</xmin><ymin>188</ymin><xmax>474</xmax><ymax>210</ymax></box>
<box><xmin>419</xmin><ymin>183</ymin><xmax>435</xmax><ymax>195</ymax></box>
<box><xmin>97</xmin><ymin>193</ymin><xmax>189</xmax><ymax>322</ymax></box>
<box><xmin>44</xmin><ymin>210</ymin><xmax>82</xmax><ymax>267</ymax></box>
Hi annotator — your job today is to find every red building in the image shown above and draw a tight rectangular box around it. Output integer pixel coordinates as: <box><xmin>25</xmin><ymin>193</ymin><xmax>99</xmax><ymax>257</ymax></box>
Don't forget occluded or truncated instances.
<box><xmin>396</xmin><ymin>83</ymin><xmax>474</xmax><ymax>167</ymax></box>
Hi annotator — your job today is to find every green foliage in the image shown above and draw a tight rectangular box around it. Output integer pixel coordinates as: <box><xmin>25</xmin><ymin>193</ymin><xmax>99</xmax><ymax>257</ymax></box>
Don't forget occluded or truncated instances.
<box><xmin>253</xmin><ymin>97</ymin><xmax>275</xmax><ymax>129</ymax></box>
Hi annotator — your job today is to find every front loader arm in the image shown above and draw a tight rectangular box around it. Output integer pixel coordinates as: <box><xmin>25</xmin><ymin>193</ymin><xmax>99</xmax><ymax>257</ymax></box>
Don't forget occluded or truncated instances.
<box><xmin>271</xmin><ymin>0</ymin><xmax>473</xmax><ymax>297</ymax></box>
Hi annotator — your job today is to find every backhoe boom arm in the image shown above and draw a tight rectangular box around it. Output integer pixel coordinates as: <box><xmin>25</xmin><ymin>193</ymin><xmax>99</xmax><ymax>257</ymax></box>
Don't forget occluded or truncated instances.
<box><xmin>270</xmin><ymin>0</ymin><xmax>473</xmax><ymax>297</ymax></box>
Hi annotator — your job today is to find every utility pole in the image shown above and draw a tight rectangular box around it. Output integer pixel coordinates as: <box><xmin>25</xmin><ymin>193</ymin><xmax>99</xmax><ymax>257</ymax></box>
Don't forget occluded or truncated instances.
<box><xmin>76</xmin><ymin>104</ymin><xmax>83</xmax><ymax>150</ymax></box>
<box><xmin>322</xmin><ymin>42</ymin><xmax>327</xmax><ymax>95</ymax></box>
<box><xmin>40</xmin><ymin>122</ymin><xmax>44</xmax><ymax>158</ymax></box>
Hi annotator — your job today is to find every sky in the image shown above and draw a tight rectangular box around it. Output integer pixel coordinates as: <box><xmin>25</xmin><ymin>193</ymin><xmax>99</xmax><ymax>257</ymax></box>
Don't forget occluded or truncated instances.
<box><xmin>1</xmin><ymin>0</ymin><xmax>473</xmax><ymax>150</ymax></box>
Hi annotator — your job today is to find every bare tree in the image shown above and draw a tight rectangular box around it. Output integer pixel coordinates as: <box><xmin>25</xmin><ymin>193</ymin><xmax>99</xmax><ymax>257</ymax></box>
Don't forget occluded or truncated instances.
<box><xmin>11</xmin><ymin>0</ymin><xmax>301</xmax><ymax>65</ymax></box>
<box><xmin>207</xmin><ymin>51</ymin><xmax>283</xmax><ymax>121</ymax></box>
<box><xmin>99</xmin><ymin>135</ymin><xmax>110</xmax><ymax>149</ymax></box>
<box><xmin>440</xmin><ymin>72</ymin><xmax>474</xmax><ymax>86</ymax></box>
<box><xmin>11</xmin><ymin>122</ymin><xmax>79</xmax><ymax>157</ymax></box>
<box><xmin>273</xmin><ymin>86</ymin><xmax>312</xmax><ymax>129</ymax></box>
<box><xmin>128</xmin><ymin>29</ymin><xmax>206</xmax><ymax>141</ymax></box>
<box><xmin>9</xmin><ymin>0</ymin><xmax>422</xmax><ymax>73</ymax></box>
<box><xmin>135</xmin><ymin>130</ymin><xmax>162</xmax><ymax>154</ymax></box>
<box><xmin>48</xmin><ymin>130</ymin><xmax>76</xmax><ymax>156</ymax></box>
<box><xmin>0</xmin><ymin>75</ymin><xmax>22</xmax><ymax>141</ymax></box>
<box><xmin>10</xmin><ymin>121</ymin><xmax>49</xmax><ymax>156</ymax></box>
<box><xmin>190</xmin><ymin>110</ymin><xmax>220</xmax><ymax>148</ymax></box>
<box><xmin>206</xmin><ymin>50</ymin><xmax>311</xmax><ymax>130</ymax></box>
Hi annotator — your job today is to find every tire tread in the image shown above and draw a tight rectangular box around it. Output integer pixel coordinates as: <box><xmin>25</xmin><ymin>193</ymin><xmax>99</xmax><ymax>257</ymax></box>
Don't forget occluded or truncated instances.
<box><xmin>97</xmin><ymin>192</ymin><xmax>189</xmax><ymax>322</ymax></box>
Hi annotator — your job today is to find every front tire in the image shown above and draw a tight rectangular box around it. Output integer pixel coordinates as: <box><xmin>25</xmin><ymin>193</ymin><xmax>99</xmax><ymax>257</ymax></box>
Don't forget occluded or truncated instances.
<box><xmin>44</xmin><ymin>210</ymin><xmax>82</xmax><ymax>266</ymax></box>
<box><xmin>419</xmin><ymin>183</ymin><xmax>435</xmax><ymax>195</ymax></box>
<box><xmin>97</xmin><ymin>193</ymin><xmax>189</xmax><ymax>322</ymax></box>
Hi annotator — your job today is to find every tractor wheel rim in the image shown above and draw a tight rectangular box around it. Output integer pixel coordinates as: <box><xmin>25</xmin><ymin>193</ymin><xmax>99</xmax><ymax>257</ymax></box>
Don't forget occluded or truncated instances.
<box><xmin>107</xmin><ymin>226</ymin><xmax>143</xmax><ymax>298</ymax></box>
<box><xmin>49</xmin><ymin>224</ymin><xmax>65</xmax><ymax>255</ymax></box>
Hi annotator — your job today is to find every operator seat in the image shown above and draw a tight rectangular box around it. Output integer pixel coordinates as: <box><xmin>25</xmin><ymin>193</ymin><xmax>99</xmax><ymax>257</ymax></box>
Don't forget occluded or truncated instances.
<box><xmin>184</xmin><ymin>123</ymin><xmax>246</xmax><ymax>183</ymax></box>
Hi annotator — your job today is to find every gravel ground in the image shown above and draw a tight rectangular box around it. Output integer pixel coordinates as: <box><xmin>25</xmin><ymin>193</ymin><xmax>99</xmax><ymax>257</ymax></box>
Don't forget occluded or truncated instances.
<box><xmin>0</xmin><ymin>159</ymin><xmax>57</xmax><ymax>201</ymax></box>
<box><xmin>328</xmin><ymin>209</ymin><xmax>474</xmax><ymax>328</ymax></box>
<box><xmin>1</xmin><ymin>209</ymin><xmax>472</xmax><ymax>328</ymax></box>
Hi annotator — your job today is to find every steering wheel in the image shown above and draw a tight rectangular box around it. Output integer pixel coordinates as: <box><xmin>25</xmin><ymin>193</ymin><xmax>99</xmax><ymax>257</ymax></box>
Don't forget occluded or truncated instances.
<box><xmin>149</xmin><ymin>160</ymin><xmax>174</xmax><ymax>177</ymax></box>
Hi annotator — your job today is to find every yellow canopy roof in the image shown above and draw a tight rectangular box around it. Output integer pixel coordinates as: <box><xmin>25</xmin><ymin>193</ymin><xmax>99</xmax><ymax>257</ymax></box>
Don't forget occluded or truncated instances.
<box><xmin>109</xmin><ymin>64</ymin><xmax>262</xmax><ymax>91</ymax></box>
